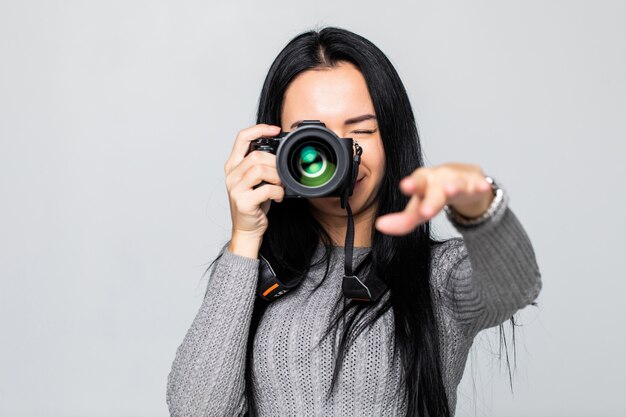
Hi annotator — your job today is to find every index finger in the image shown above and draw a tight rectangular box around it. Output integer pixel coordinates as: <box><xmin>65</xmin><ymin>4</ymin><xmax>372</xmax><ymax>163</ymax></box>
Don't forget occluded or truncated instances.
<box><xmin>224</xmin><ymin>124</ymin><xmax>281</xmax><ymax>174</ymax></box>
<box><xmin>400</xmin><ymin>168</ymin><xmax>429</xmax><ymax>196</ymax></box>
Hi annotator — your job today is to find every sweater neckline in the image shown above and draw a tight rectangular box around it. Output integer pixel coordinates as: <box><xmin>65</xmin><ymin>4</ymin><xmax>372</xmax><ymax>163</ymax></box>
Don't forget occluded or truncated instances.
<box><xmin>309</xmin><ymin>244</ymin><xmax>372</xmax><ymax>269</ymax></box>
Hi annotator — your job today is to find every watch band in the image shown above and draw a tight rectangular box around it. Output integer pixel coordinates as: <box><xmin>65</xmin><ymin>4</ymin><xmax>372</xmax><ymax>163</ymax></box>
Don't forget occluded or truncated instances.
<box><xmin>443</xmin><ymin>176</ymin><xmax>504</xmax><ymax>227</ymax></box>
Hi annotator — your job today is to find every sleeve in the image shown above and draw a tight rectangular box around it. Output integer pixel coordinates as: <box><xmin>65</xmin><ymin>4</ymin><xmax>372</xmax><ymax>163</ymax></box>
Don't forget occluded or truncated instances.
<box><xmin>432</xmin><ymin>185</ymin><xmax>542</xmax><ymax>338</ymax></box>
<box><xmin>166</xmin><ymin>245</ymin><xmax>259</xmax><ymax>417</ymax></box>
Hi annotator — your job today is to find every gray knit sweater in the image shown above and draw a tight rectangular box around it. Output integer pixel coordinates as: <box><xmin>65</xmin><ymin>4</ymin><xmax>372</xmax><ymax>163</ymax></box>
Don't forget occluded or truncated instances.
<box><xmin>166</xmin><ymin>189</ymin><xmax>542</xmax><ymax>416</ymax></box>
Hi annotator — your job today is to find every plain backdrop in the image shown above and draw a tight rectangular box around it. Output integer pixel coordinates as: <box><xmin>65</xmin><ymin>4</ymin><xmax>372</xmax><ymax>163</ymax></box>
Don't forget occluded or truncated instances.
<box><xmin>1</xmin><ymin>1</ymin><xmax>625</xmax><ymax>416</ymax></box>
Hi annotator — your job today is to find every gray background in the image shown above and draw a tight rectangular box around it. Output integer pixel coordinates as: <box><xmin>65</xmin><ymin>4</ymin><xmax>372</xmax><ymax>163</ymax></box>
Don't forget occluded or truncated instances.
<box><xmin>1</xmin><ymin>0</ymin><xmax>624</xmax><ymax>416</ymax></box>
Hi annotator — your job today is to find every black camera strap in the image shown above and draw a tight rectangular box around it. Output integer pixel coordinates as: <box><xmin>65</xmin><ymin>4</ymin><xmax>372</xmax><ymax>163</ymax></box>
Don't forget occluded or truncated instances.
<box><xmin>256</xmin><ymin>254</ymin><xmax>301</xmax><ymax>301</ymax></box>
<box><xmin>340</xmin><ymin>143</ymin><xmax>387</xmax><ymax>302</ymax></box>
<box><xmin>340</xmin><ymin>199</ymin><xmax>387</xmax><ymax>302</ymax></box>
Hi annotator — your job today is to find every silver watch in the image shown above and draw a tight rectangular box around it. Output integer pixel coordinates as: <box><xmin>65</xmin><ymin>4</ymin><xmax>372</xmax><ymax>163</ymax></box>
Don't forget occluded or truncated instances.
<box><xmin>443</xmin><ymin>176</ymin><xmax>504</xmax><ymax>227</ymax></box>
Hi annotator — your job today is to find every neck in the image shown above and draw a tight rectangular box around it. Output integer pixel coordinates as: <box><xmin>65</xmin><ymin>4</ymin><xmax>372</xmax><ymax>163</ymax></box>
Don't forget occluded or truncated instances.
<box><xmin>312</xmin><ymin>203</ymin><xmax>377</xmax><ymax>248</ymax></box>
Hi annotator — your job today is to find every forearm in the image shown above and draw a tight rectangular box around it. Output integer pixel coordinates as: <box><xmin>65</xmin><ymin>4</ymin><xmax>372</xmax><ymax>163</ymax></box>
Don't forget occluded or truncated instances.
<box><xmin>445</xmin><ymin>189</ymin><xmax>542</xmax><ymax>336</ymax></box>
<box><xmin>166</xmin><ymin>248</ymin><xmax>259</xmax><ymax>417</ymax></box>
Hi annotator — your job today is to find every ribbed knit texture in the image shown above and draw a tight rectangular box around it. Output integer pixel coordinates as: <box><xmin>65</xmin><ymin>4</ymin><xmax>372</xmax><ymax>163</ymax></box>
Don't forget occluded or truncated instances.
<box><xmin>166</xmin><ymin>187</ymin><xmax>542</xmax><ymax>416</ymax></box>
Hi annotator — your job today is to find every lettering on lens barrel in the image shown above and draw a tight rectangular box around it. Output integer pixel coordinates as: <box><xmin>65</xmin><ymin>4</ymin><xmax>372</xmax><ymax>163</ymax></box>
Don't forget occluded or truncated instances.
<box><xmin>247</xmin><ymin>120</ymin><xmax>358</xmax><ymax>199</ymax></box>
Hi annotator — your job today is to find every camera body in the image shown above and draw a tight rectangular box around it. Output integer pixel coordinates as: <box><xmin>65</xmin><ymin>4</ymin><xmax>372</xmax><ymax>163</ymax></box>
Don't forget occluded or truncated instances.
<box><xmin>247</xmin><ymin>120</ymin><xmax>357</xmax><ymax>198</ymax></box>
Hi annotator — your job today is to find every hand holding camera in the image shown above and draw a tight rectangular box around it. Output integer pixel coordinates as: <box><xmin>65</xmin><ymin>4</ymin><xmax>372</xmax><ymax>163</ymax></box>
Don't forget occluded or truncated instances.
<box><xmin>225</xmin><ymin>121</ymin><xmax>360</xmax><ymax>258</ymax></box>
<box><xmin>224</xmin><ymin>124</ymin><xmax>285</xmax><ymax>259</ymax></box>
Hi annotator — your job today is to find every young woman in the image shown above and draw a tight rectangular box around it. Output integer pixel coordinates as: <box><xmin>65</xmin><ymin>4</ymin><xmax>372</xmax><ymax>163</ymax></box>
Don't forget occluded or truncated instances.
<box><xmin>166</xmin><ymin>27</ymin><xmax>542</xmax><ymax>417</ymax></box>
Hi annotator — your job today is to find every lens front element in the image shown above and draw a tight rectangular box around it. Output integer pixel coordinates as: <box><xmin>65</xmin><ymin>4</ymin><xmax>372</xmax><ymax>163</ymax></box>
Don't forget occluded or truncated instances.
<box><xmin>291</xmin><ymin>142</ymin><xmax>337</xmax><ymax>188</ymax></box>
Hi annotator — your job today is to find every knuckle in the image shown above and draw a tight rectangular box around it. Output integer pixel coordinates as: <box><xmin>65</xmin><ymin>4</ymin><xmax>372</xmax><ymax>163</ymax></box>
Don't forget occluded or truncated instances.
<box><xmin>229</xmin><ymin>191</ymin><xmax>240</xmax><ymax>205</ymax></box>
<box><xmin>226</xmin><ymin>175</ymin><xmax>239</xmax><ymax>192</ymax></box>
<box><xmin>438</xmin><ymin>165</ymin><xmax>453</xmax><ymax>177</ymax></box>
<box><xmin>236</xmin><ymin>128</ymin><xmax>247</xmax><ymax>139</ymax></box>
<box><xmin>471</xmin><ymin>163</ymin><xmax>482</xmax><ymax>172</ymax></box>
<box><xmin>248</xmin><ymin>151</ymin><xmax>261</xmax><ymax>163</ymax></box>
<box><xmin>426</xmin><ymin>167</ymin><xmax>439</xmax><ymax>179</ymax></box>
<box><xmin>251</xmin><ymin>164</ymin><xmax>264</xmax><ymax>178</ymax></box>
<box><xmin>414</xmin><ymin>166</ymin><xmax>427</xmax><ymax>177</ymax></box>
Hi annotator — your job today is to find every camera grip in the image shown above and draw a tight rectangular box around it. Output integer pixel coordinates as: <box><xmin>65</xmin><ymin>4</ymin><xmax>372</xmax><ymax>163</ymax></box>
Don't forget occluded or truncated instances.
<box><xmin>247</xmin><ymin>137</ymin><xmax>280</xmax><ymax>190</ymax></box>
<box><xmin>247</xmin><ymin>137</ymin><xmax>280</xmax><ymax>154</ymax></box>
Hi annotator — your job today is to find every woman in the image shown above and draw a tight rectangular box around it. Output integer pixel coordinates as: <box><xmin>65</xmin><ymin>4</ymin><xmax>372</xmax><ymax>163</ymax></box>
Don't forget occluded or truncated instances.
<box><xmin>166</xmin><ymin>27</ymin><xmax>542</xmax><ymax>417</ymax></box>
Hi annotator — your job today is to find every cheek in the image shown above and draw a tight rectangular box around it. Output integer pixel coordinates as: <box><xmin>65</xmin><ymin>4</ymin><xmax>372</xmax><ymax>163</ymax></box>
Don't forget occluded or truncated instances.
<box><xmin>364</xmin><ymin>140</ymin><xmax>385</xmax><ymax>178</ymax></box>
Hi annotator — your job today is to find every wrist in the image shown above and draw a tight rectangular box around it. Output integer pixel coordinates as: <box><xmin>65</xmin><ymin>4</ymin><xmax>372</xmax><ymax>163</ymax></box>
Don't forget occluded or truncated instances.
<box><xmin>229</xmin><ymin>230</ymin><xmax>263</xmax><ymax>259</ymax></box>
<box><xmin>444</xmin><ymin>176</ymin><xmax>504</xmax><ymax>227</ymax></box>
<box><xmin>451</xmin><ymin>193</ymin><xmax>495</xmax><ymax>218</ymax></box>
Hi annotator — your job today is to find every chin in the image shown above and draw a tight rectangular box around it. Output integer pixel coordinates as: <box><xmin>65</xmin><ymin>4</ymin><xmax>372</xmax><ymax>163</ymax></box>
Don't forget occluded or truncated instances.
<box><xmin>307</xmin><ymin>196</ymin><xmax>342</xmax><ymax>214</ymax></box>
<box><xmin>308</xmin><ymin>188</ymin><xmax>376</xmax><ymax>217</ymax></box>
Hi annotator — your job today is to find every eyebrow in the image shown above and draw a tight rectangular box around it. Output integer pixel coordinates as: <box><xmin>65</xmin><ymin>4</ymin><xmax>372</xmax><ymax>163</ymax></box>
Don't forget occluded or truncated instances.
<box><xmin>290</xmin><ymin>114</ymin><xmax>377</xmax><ymax>130</ymax></box>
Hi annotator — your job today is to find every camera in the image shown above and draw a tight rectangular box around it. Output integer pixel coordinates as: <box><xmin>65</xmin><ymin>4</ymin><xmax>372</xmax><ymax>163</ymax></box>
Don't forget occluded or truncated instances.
<box><xmin>247</xmin><ymin>120</ymin><xmax>359</xmax><ymax>199</ymax></box>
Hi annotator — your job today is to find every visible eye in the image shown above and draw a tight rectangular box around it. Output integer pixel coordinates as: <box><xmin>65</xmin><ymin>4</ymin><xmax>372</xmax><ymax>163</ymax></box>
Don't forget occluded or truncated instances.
<box><xmin>351</xmin><ymin>128</ymin><xmax>378</xmax><ymax>135</ymax></box>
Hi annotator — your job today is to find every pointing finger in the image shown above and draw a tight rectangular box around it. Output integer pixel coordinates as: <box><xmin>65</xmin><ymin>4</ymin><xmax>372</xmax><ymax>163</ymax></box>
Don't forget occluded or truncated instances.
<box><xmin>375</xmin><ymin>194</ymin><xmax>424</xmax><ymax>236</ymax></box>
<box><xmin>419</xmin><ymin>185</ymin><xmax>447</xmax><ymax>218</ymax></box>
<box><xmin>400</xmin><ymin>169</ymin><xmax>428</xmax><ymax>196</ymax></box>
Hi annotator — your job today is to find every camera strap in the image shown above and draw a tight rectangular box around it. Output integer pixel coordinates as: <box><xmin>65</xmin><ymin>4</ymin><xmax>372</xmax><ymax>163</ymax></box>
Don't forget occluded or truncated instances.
<box><xmin>340</xmin><ymin>143</ymin><xmax>387</xmax><ymax>302</ymax></box>
<box><xmin>340</xmin><ymin>200</ymin><xmax>387</xmax><ymax>302</ymax></box>
<box><xmin>256</xmin><ymin>253</ymin><xmax>303</xmax><ymax>301</ymax></box>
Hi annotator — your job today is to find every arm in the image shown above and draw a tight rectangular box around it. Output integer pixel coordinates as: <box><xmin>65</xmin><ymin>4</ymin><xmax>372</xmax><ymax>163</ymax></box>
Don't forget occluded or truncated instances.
<box><xmin>433</xmin><ymin>187</ymin><xmax>542</xmax><ymax>337</ymax></box>
<box><xmin>166</xmin><ymin>246</ymin><xmax>259</xmax><ymax>417</ymax></box>
<box><xmin>167</xmin><ymin>123</ymin><xmax>282</xmax><ymax>415</ymax></box>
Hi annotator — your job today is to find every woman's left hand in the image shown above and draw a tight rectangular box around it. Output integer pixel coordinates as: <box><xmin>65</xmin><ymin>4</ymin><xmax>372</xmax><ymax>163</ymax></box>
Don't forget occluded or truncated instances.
<box><xmin>375</xmin><ymin>163</ymin><xmax>495</xmax><ymax>236</ymax></box>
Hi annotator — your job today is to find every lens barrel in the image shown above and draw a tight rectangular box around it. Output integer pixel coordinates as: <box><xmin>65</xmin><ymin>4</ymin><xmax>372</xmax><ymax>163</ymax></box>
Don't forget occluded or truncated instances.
<box><xmin>276</xmin><ymin>121</ymin><xmax>353</xmax><ymax>198</ymax></box>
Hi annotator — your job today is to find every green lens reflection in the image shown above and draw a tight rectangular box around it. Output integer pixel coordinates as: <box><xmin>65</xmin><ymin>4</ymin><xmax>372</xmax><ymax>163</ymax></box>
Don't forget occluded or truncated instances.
<box><xmin>297</xmin><ymin>145</ymin><xmax>336</xmax><ymax>187</ymax></box>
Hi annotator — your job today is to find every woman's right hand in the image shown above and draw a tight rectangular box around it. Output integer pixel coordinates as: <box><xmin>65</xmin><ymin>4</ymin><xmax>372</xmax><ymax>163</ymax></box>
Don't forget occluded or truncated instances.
<box><xmin>224</xmin><ymin>124</ymin><xmax>285</xmax><ymax>258</ymax></box>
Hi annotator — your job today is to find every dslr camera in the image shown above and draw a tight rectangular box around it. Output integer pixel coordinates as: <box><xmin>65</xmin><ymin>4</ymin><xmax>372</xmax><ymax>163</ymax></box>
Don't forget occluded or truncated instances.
<box><xmin>247</xmin><ymin>120</ymin><xmax>360</xmax><ymax>199</ymax></box>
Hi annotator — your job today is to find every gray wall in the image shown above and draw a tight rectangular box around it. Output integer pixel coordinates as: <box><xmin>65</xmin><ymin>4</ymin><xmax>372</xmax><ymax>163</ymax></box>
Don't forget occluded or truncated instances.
<box><xmin>1</xmin><ymin>1</ymin><xmax>624</xmax><ymax>416</ymax></box>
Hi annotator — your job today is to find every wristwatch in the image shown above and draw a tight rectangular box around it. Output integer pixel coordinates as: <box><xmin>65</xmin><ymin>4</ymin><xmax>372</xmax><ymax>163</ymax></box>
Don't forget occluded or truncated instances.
<box><xmin>443</xmin><ymin>176</ymin><xmax>504</xmax><ymax>227</ymax></box>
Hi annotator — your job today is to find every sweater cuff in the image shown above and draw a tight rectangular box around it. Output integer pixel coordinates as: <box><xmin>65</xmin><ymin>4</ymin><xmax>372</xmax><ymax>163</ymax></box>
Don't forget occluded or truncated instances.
<box><xmin>220</xmin><ymin>246</ymin><xmax>261</xmax><ymax>270</ymax></box>
<box><xmin>204</xmin><ymin>244</ymin><xmax>260</xmax><ymax>299</ymax></box>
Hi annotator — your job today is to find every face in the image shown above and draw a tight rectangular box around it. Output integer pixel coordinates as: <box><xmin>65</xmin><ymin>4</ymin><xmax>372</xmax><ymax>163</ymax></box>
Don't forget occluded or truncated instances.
<box><xmin>280</xmin><ymin>62</ymin><xmax>386</xmax><ymax>220</ymax></box>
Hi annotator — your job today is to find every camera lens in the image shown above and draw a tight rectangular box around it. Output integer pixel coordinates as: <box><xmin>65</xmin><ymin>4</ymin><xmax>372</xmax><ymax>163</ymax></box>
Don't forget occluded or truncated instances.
<box><xmin>290</xmin><ymin>141</ymin><xmax>337</xmax><ymax>188</ymax></box>
<box><xmin>275</xmin><ymin>121</ymin><xmax>353</xmax><ymax>198</ymax></box>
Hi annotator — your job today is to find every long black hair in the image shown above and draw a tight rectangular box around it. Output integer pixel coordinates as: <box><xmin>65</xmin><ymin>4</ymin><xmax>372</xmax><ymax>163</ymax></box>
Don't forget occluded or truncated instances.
<box><xmin>240</xmin><ymin>26</ymin><xmax>449</xmax><ymax>417</ymax></box>
<box><xmin>241</xmin><ymin>27</ymin><xmax>517</xmax><ymax>417</ymax></box>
